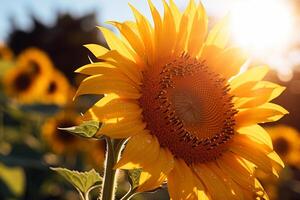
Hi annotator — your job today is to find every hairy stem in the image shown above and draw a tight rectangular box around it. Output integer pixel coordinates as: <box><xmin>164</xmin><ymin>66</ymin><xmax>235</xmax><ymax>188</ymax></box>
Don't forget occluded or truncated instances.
<box><xmin>100</xmin><ymin>137</ymin><xmax>127</xmax><ymax>200</ymax></box>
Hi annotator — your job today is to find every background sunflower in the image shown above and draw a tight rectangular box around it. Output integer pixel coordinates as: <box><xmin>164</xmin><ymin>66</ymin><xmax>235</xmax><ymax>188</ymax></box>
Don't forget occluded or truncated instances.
<box><xmin>42</xmin><ymin>111</ymin><xmax>82</xmax><ymax>155</ymax></box>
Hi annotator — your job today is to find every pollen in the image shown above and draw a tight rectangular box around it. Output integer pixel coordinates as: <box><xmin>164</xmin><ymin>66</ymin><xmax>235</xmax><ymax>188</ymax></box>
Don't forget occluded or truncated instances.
<box><xmin>139</xmin><ymin>54</ymin><xmax>237</xmax><ymax>164</ymax></box>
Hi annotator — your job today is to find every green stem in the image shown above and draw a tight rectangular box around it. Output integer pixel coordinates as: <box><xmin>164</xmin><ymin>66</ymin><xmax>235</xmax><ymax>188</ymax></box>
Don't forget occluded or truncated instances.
<box><xmin>120</xmin><ymin>187</ymin><xmax>137</xmax><ymax>200</ymax></box>
<box><xmin>100</xmin><ymin>137</ymin><xmax>127</xmax><ymax>200</ymax></box>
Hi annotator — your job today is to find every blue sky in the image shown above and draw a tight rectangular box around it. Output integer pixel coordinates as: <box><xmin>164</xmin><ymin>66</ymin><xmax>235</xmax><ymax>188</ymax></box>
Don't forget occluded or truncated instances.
<box><xmin>0</xmin><ymin>0</ymin><xmax>231</xmax><ymax>42</ymax></box>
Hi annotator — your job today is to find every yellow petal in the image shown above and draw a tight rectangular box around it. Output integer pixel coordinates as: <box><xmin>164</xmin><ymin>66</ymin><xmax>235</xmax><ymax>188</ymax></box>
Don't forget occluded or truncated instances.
<box><xmin>75</xmin><ymin>74</ymin><xmax>141</xmax><ymax>99</ymax></box>
<box><xmin>237</xmin><ymin>124</ymin><xmax>273</xmax><ymax>149</ymax></box>
<box><xmin>168</xmin><ymin>159</ymin><xmax>198</xmax><ymax>200</ymax></box>
<box><xmin>99</xmin><ymin>118</ymin><xmax>145</xmax><ymax>138</ymax></box>
<box><xmin>160</xmin><ymin>0</ymin><xmax>177</xmax><ymax>59</ymax></box>
<box><xmin>230</xmin><ymin>135</ymin><xmax>275</xmax><ymax>175</ymax></box>
<box><xmin>84</xmin><ymin>44</ymin><xmax>109</xmax><ymax>58</ymax></box>
<box><xmin>229</xmin><ymin>66</ymin><xmax>269</xmax><ymax>92</ymax></box>
<box><xmin>217</xmin><ymin>152</ymin><xmax>256</xmax><ymax>192</ymax></box>
<box><xmin>84</xmin><ymin>98</ymin><xmax>141</xmax><ymax>122</ymax></box>
<box><xmin>99</xmin><ymin>50</ymin><xmax>143</xmax><ymax>85</ymax></box>
<box><xmin>108</xmin><ymin>21</ymin><xmax>145</xmax><ymax>59</ymax></box>
<box><xmin>75</xmin><ymin>62</ymin><xmax>116</xmax><ymax>75</ymax></box>
<box><xmin>235</xmin><ymin>103</ymin><xmax>288</xmax><ymax>127</ymax></box>
<box><xmin>193</xmin><ymin>163</ymin><xmax>233</xmax><ymax>200</ymax></box>
<box><xmin>115</xmin><ymin>131</ymin><xmax>160</xmax><ymax>169</ymax></box>
<box><xmin>233</xmin><ymin>81</ymin><xmax>285</xmax><ymax>109</ymax></box>
<box><xmin>210</xmin><ymin>47</ymin><xmax>247</xmax><ymax>79</ymax></box>
<box><xmin>169</xmin><ymin>0</ymin><xmax>181</xmax><ymax>30</ymax></box>
<box><xmin>187</xmin><ymin>3</ymin><xmax>207</xmax><ymax>56</ymax></box>
<box><xmin>137</xmin><ymin>148</ymin><xmax>174</xmax><ymax>192</ymax></box>
<box><xmin>129</xmin><ymin>4</ymin><xmax>154</xmax><ymax>65</ymax></box>
<box><xmin>174</xmin><ymin>0</ymin><xmax>197</xmax><ymax>55</ymax></box>
<box><xmin>268</xmin><ymin>151</ymin><xmax>284</xmax><ymax>168</ymax></box>
<box><xmin>205</xmin><ymin>15</ymin><xmax>230</xmax><ymax>48</ymax></box>
<box><xmin>97</xmin><ymin>26</ymin><xmax>137</xmax><ymax>62</ymax></box>
<box><xmin>208</xmin><ymin>162</ymin><xmax>244</xmax><ymax>200</ymax></box>
<box><xmin>147</xmin><ymin>0</ymin><xmax>163</xmax><ymax>62</ymax></box>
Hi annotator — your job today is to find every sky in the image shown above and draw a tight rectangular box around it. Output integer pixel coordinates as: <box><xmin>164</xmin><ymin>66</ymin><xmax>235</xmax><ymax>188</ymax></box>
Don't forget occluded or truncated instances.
<box><xmin>0</xmin><ymin>0</ymin><xmax>232</xmax><ymax>42</ymax></box>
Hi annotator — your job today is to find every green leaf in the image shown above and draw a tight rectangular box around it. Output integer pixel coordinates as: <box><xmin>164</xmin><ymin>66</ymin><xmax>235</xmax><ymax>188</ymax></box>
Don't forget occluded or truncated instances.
<box><xmin>127</xmin><ymin>168</ymin><xmax>142</xmax><ymax>189</ymax></box>
<box><xmin>51</xmin><ymin>167</ymin><xmax>102</xmax><ymax>194</ymax></box>
<box><xmin>58</xmin><ymin>120</ymin><xmax>101</xmax><ymax>138</ymax></box>
<box><xmin>0</xmin><ymin>162</ymin><xmax>25</xmax><ymax>196</ymax></box>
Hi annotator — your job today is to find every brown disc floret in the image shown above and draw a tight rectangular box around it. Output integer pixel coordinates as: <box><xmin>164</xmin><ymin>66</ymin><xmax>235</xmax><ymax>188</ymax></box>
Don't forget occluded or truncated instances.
<box><xmin>139</xmin><ymin>54</ymin><xmax>237</xmax><ymax>164</ymax></box>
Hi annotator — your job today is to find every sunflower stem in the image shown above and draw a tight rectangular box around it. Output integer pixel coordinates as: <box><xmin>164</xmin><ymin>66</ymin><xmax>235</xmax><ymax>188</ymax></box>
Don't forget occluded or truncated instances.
<box><xmin>100</xmin><ymin>137</ymin><xmax>126</xmax><ymax>200</ymax></box>
<box><xmin>120</xmin><ymin>186</ymin><xmax>137</xmax><ymax>200</ymax></box>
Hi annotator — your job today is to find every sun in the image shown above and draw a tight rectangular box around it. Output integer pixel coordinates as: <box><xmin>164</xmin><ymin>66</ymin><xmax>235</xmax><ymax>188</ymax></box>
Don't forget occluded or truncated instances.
<box><xmin>230</xmin><ymin>0</ymin><xmax>294</xmax><ymax>56</ymax></box>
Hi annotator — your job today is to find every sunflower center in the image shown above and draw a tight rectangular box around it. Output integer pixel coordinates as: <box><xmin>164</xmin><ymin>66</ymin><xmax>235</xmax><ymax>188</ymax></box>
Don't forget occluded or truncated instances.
<box><xmin>48</xmin><ymin>81</ymin><xmax>57</xmax><ymax>94</ymax></box>
<box><xmin>139</xmin><ymin>54</ymin><xmax>237</xmax><ymax>164</ymax></box>
<box><xmin>13</xmin><ymin>72</ymin><xmax>33</xmax><ymax>92</ymax></box>
<box><xmin>273</xmin><ymin>137</ymin><xmax>290</xmax><ymax>156</ymax></box>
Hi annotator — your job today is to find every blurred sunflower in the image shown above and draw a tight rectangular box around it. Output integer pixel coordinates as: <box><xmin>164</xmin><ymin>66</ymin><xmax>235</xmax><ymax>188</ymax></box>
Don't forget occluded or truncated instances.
<box><xmin>266</xmin><ymin>125</ymin><xmax>300</xmax><ymax>167</ymax></box>
<box><xmin>42</xmin><ymin>111</ymin><xmax>81</xmax><ymax>154</ymax></box>
<box><xmin>75</xmin><ymin>0</ymin><xmax>288</xmax><ymax>199</ymax></box>
<box><xmin>42</xmin><ymin>70</ymin><xmax>74</xmax><ymax>106</ymax></box>
<box><xmin>3</xmin><ymin>48</ymin><xmax>53</xmax><ymax>103</ymax></box>
<box><xmin>83</xmin><ymin>140</ymin><xmax>105</xmax><ymax>169</ymax></box>
<box><xmin>0</xmin><ymin>44</ymin><xmax>14</xmax><ymax>61</ymax></box>
<box><xmin>255</xmin><ymin>125</ymin><xmax>300</xmax><ymax>200</ymax></box>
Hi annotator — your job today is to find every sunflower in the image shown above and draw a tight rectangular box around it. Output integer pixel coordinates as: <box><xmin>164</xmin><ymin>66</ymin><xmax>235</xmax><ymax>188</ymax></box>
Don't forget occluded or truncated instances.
<box><xmin>41</xmin><ymin>70</ymin><xmax>74</xmax><ymax>106</ymax></box>
<box><xmin>265</xmin><ymin>125</ymin><xmax>300</xmax><ymax>167</ymax></box>
<box><xmin>42</xmin><ymin>111</ymin><xmax>82</xmax><ymax>154</ymax></box>
<box><xmin>0</xmin><ymin>44</ymin><xmax>14</xmax><ymax>61</ymax></box>
<box><xmin>3</xmin><ymin>48</ymin><xmax>53</xmax><ymax>103</ymax></box>
<box><xmin>75</xmin><ymin>0</ymin><xmax>288</xmax><ymax>199</ymax></box>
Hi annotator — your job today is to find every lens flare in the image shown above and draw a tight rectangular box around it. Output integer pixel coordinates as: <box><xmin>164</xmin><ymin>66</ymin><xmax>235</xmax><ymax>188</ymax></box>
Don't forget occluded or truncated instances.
<box><xmin>230</xmin><ymin>0</ymin><xmax>294</xmax><ymax>55</ymax></box>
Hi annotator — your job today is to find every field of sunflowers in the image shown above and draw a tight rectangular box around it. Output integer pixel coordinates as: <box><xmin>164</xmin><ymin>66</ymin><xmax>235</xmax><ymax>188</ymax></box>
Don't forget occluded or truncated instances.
<box><xmin>1</xmin><ymin>0</ymin><xmax>300</xmax><ymax>200</ymax></box>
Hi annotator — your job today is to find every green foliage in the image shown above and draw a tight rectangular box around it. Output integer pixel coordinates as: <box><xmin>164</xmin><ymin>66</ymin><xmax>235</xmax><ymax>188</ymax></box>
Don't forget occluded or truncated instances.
<box><xmin>0</xmin><ymin>162</ymin><xmax>25</xmax><ymax>196</ymax></box>
<box><xmin>58</xmin><ymin>120</ymin><xmax>101</xmax><ymax>138</ymax></box>
<box><xmin>51</xmin><ymin>167</ymin><xmax>102</xmax><ymax>194</ymax></box>
<box><xmin>127</xmin><ymin>169</ymin><xmax>142</xmax><ymax>190</ymax></box>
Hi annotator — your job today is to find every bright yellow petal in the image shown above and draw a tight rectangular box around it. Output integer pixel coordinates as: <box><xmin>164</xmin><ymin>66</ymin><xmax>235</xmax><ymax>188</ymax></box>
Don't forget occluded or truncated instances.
<box><xmin>84</xmin><ymin>44</ymin><xmax>109</xmax><ymax>58</ymax></box>
<box><xmin>148</xmin><ymin>0</ymin><xmax>163</xmax><ymax>62</ymax></box>
<box><xmin>229</xmin><ymin>66</ymin><xmax>269</xmax><ymax>92</ymax></box>
<box><xmin>217</xmin><ymin>152</ymin><xmax>256</xmax><ymax>192</ymax></box>
<box><xmin>99</xmin><ymin>50</ymin><xmax>143</xmax><ymax>84</ymax></box>
<box><xmin>233</xmin><ymin>81</ymin><xmax>285</xmax><ymax>109</ymax></box>
<box><xmin>168</xmin><ymin>159</ymin><xmax>198</xmax><ymax>200</ymax></box>
<box><xmin>75</xmin><ymin>74</ymin><xmax>141</xmax><ymax>99</ymax></box>
<box><xmin>237</xmin><ymin>124</ymin><xmax>273</xmax><ymax>149</ymax></box>
<box><xmin>235</xmin><ymin>103</ymin><xmax>288</xmax><ymax>127</ymax></box>
<box><xmin>174</xmin><ymin>0</ymin><xmax>197</xmax><ymax>55</ymax></box>
<box><xmin>75</xmin><ymin>62</ymin><xmax>116</xmax><ymax>75</ymax></box>
<box><xmin>129</xmin><ymin>4</ymin><xmax>154</xmax><ymax>65</ymax></box>
<box><xmin>160</xmin><ymin>0</ymin><xmax>177</xmax><ymax>59</ymax></box>
<box><xmin>108</xmin><ymin>21</ymin><xmax>145</xmax><ymax>59</ymax></box>
<box><xmin>115</xmin><ymin>131</ymin><xmax>160</xmax><ymax>169</ymax></box>
<box><xmin>208</xmin><ymin>162</ymin><xmax>244</xmax><ymax>200</ymax></box>
<box><xmin>230</xmin><ymin>135</ymin><xmax>275</xmax><ymax>176</ymax></box>
<box><xmin>137</xmin><ymin>148</ymin><xmax>174</xmax><ymax>192</ymax></box>
<box><xmin>205</xmin><ymin>15</ymin><xmax>230</xmax><ymax>48</ymax></box>
<box><xmin>210</xmin><ymin>47</ymin><xmax>247</xmax><ymax>79</ymax></box>
<box><xmin>169</xmin><ymin>0</ymin><xmax>181</xmax><ymax>30</ymax></box>
<box><xmin>187</xmin><ymin>3</ymin><xmax>207</xmax><ymax>57</ymax></box>
<box><xmin>99</xmin><ymin>118</ymin><xmax>145</xmax><ymax>138</ymax></box>
<box><xmin>97</xmin><ymin>26</ymin><xmax>137</xmax><ymax>62</ymax></box>
<box><xmin>193</xmin><ymin>163</ymin><xmax>233</xmax><ymax>200</ymax></box>
<box><xmin>83</xmin><ymin>98</ymin><xmax>141</xmax><ymax>122</ymax></box>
